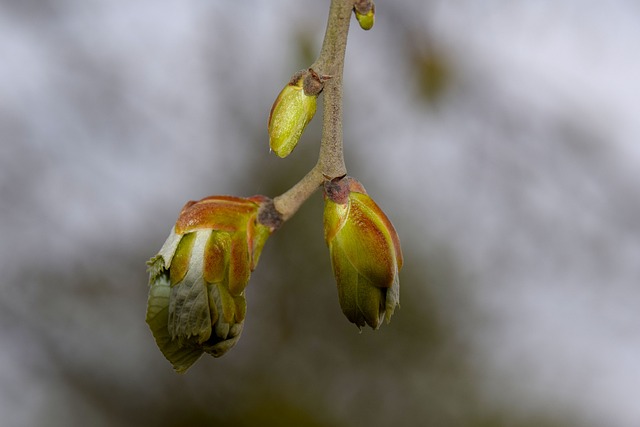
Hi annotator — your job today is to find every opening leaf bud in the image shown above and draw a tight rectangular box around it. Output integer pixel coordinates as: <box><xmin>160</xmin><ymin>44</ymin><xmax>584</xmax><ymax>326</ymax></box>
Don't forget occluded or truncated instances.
<box><xmin>146</xmin><ymin>195</ymin><xmax>277</xmax><ymax>372</ymax></box>
<box><xmin>323</xmin><ymin>176</ymin><xmax>403</xmax><ymax>330</ymax></box>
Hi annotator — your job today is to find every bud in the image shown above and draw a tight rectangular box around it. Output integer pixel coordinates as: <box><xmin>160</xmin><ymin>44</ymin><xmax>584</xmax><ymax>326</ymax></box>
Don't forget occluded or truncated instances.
<box><xmin>354</xmin><ymin>1</ymin><xmax>375</xmax><ymax>31</ymax></box>
<box><xmin>323</xmin><ymin>176</ymin><xmax>403</xmax><ymax>329</ymax></box>
<box><xmin>146</xmin><ymin>195</ymin><xmax>276</xmax><ymax>372</ymax></box>
<box><xmin>268</xmin><ymin>68</ymin><xmax>324</xmax><ymax>158</ymax></box>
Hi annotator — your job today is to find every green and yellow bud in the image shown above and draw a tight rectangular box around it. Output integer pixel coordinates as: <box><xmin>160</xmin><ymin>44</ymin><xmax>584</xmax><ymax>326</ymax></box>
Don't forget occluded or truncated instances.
<box><xmin>268</xmin><ymin>69</ymin><xmax>322</xmax><ymax>158</ymax></box>
<box><xmin>323</xmin><ymin>176</ymin><xmax>403</xmax><ymax>329</ymax></box>
<box><xmin>354</xmin><ymin>1</ymin><xmax>375</xmax><ymax>31</ymax></box>
<box><xmin>146</xmin><ymin>195</ymin><xmax>275</xmax><ymax>372</ymax></box>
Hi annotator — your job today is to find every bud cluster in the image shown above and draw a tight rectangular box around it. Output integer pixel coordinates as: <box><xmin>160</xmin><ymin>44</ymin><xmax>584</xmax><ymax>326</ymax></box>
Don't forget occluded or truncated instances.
<box><xmin>146</xmin><ymin>1</ymin><xmax>403</xmax><ymax>373</ymax></box>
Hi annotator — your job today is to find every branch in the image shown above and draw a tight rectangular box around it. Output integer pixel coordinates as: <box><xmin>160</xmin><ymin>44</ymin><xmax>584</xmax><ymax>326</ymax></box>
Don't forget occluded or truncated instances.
<box><xmin>313</xmin><ymin>0</ymin><xmax>353</xmax><ymax>179</ymax></box>
<box><xmin>271</xmin><ymin>0</ymin><xmax>355</xmax><ymax>222</ymax></box>
<box><xmin>273</xmin><ymin>164</ymin><xmax>323</xmax><ymax>222</ymax></box>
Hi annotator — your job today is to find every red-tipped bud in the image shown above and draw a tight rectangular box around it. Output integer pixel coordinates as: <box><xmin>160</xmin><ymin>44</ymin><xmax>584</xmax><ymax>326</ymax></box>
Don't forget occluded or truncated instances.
<box><xmin>323</xmin><ymin>176</ymin><xmax>403</xmax><ymax>329</ymax></box>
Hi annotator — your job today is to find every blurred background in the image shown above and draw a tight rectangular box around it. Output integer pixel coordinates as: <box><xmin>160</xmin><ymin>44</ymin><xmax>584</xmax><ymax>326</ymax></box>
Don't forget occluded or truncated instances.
<box><xmin>2</xmin><ymin>0</ymin><xmax>639</xmax><ymax>426</ymax></box>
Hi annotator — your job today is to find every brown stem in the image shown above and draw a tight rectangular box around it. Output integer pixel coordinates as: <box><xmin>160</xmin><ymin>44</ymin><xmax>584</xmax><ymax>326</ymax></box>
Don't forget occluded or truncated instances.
<box><xmin>273</xmin><ymin>163</ymin><xmax>323</xmax><ymax>221</ymax></box>
<box><xmin>313</xmin><ymin>0</ymin><xmax>353</xmax><ymax>179</ymax></box>
<box><xmin>272</xmin><ymin>0</ymin><xmax>355</xmax><ymax>221</ymax></box>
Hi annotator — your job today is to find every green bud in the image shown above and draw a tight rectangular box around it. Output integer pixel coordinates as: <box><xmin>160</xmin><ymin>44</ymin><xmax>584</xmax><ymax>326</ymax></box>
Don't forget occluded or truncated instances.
<box><xmin>146</xmin><ymin>195</ymin><xmax>275</xmax><ymax>372</ymax></box>
<box><xmin>354</xmin><ymin>1</ymin><xmax>375</xmax><ymax>31</ymax></box>
<box><xmin>323</xmin><ymin>176</ymin><xmax>403</xmax><ymax>329</ymax></box>
<box><xmin>268</xmin><ymin>69</ymin><xmax>322</xmax><ymax>158</ymax></box>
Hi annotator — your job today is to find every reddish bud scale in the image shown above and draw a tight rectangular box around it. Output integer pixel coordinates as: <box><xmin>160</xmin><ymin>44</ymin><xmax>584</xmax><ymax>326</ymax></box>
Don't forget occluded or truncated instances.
<box><xmin>203</xmin><ymin>231</ymin><xmax>228</xmax><ymax>284</ymax></box>
<box><xmin>175</xmin><ymin>196</ymin><xmax>266</xmax><ymax>234</ymax></box>
<box><xmin>350</xmin><ymin>192</ymin><xmax>403</xmax><ymax>271</ymax></box>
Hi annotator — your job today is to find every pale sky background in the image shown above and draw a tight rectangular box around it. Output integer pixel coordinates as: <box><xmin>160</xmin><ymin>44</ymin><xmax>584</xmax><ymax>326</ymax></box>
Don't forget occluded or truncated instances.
<box><xmin>1</xmin><ymin>1</ymin><xmax>639</xmax><ymax>426</ymax></box>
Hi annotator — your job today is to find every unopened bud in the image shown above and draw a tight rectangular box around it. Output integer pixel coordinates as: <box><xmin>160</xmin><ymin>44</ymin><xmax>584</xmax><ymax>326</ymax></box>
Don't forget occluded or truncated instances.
<box><xmin>323</xmin><ymin>176</ymin><xmax>403</xmax><ymax>329</ymax></box>
<box><xmin>268</xmin><ymin>69</ymin><xmax>324</xmax><ymax>158</ymax></box>
<box><xmin>354</xmin><ymin>1</ymin><xmax>375</xmax><ymax>31</ymax></box>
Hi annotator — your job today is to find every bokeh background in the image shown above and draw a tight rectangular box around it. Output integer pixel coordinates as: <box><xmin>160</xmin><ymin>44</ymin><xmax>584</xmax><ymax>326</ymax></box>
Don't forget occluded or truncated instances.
<box><xmin>2</xmin><ymin>0</ymin><xmax>640</xmax><ymax>426</ymax></box>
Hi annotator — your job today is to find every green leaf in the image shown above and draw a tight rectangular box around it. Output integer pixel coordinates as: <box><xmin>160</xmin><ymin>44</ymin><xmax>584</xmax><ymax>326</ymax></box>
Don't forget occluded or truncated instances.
<box><xmin>331</xmin><ymin>242</ymin><xmax>383</xmax><ymax>329</ymax></box>
<box><xmin>146</xmin><ymin>274</ymin><xmax>203</xmax><ymax>373</ymax></box>
<box><xmin>168</xmin><ymin>231</ymin><xmax>213</xmax><ymax>344</ymax></box>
